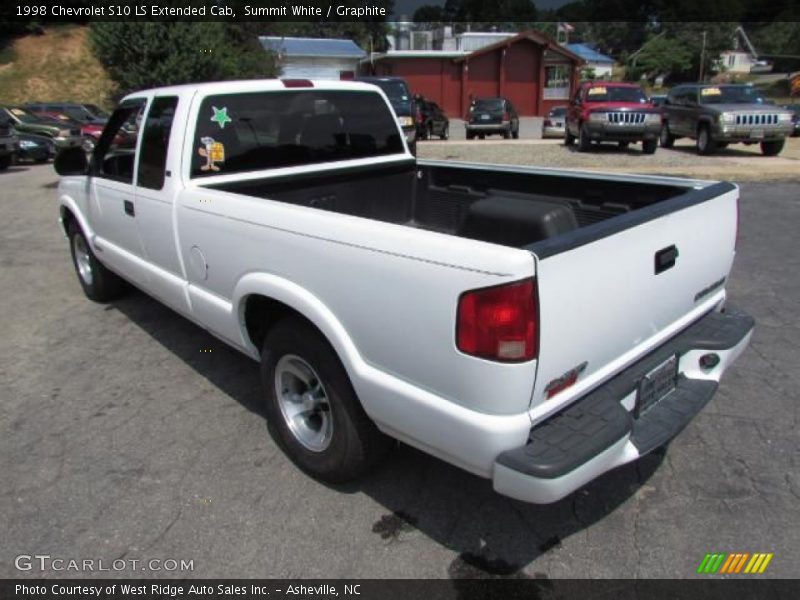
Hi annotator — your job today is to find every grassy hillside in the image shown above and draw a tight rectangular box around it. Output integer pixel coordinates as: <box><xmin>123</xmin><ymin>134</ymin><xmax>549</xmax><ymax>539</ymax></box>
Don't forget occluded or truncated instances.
<box><xmin>0</xmin><ymin>25</ymin><xmax>115</xmax><ymax>106</ymax></box>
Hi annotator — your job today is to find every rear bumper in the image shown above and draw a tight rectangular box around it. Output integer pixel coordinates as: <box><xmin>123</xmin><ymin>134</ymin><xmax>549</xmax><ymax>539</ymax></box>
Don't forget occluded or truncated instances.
<box><xmin>466</xmin><ymin>122</ymin><xmax>510</xmax><ymax>134</ymax></box>
<box><xmin>493</xmin><ymin>307</ymin><xmax>754</xmax><ymax>504</ymax></box>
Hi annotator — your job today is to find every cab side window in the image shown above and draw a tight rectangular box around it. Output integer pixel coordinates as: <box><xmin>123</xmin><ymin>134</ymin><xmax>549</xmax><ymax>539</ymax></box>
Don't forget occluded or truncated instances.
<box><xmin>137</xmin><ymin>96</ymin><xmax>179</xmax><ymax>190</ymax></box>
<box><xmin>92</xmin><ymin>99</ymin><xmax>146</xmax><ymax>184</ymax></box>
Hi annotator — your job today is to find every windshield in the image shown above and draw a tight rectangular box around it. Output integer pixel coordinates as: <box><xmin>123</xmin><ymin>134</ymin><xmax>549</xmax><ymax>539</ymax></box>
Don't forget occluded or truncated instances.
<box><xmin>85</xmin><ymin>104</ymin><xmax>109</xmax><ymax>118</ymax></box>
<box><xmin>473</xmin><ymin>99</ymin><xmax>504</xmax><ymax>112</ymax></box>
<box><xmin>374</xmin><ymin>81</ymin><xmax>409</xmax><ymax>102</ymax></box>
<box><xmin>585</xmin><ymin>86</ymin><xmax>647</xmax><ymax>103</ymax></box>
<box><xmin>699</xmin><ymin>86</ymin><xmax>766</xmax><ymax>104</ymax></box>
<box><xmin>8</xmin><ymin>107</ymin><xmax>40</xmax><ymax>123</ymax></box>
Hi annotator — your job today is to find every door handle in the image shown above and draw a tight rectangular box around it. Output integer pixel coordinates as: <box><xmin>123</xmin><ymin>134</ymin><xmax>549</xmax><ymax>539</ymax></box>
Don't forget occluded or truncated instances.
<box><xmin>123</xmin><ymin>200</ymin><xmax>135</xmax><ymax>217</ymax></box>
<box><xmin>655</xmin><ymin>245</ymin><xmax>678</xmax><ymax>274</ymax></box>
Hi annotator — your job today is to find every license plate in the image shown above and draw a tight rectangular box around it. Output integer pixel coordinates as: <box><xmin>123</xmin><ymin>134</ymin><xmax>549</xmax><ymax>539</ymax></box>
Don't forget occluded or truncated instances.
<box><xmin>481</xmin><ymin>114</ymin><xmax>490</xmax><ymax>120</ymax></box>
<box><xmin>635</xmin><ymin>355</ymin><xmax>678</xmax><ymax>417</ymax></box>
<box><xmin>750</xmin><ymin>129</ymin><xmax>764</xmax><ymax>139</ymax></box>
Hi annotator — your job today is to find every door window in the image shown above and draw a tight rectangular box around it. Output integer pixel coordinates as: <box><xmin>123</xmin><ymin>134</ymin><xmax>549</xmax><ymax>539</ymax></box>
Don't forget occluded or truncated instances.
<box><xmin>92</xmin><ymin>99</ymin><xmax>146</xmax><ymax>184</ymax></box>
<box><xmin>137</xmin><ymin>96</ymin><xmax>178</xmax><ymax>190</ymax></box>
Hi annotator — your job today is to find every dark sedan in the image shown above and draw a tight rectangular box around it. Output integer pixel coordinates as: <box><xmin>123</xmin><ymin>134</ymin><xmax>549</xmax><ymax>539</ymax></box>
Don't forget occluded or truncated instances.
<box><xmin>466</xmin><ymin>97</ymin><xmax>519</xmax><ymax>139</ymax></box>
<box><xmin>15</xmin><ymin>132</ymin><xmax>54</xmax><ymax>163</ymax></box>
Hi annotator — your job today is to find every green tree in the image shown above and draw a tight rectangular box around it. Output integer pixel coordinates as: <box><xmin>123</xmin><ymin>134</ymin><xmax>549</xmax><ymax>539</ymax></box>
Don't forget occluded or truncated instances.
<box><xmin>628</xmin><ymin>35</ymin><xmax>693</xmax><ymax>82</ymax></box>
<box><xmin>89</xmin><ymin>22</ymin><xmax>277</xmax><ymax>97</ymax></box>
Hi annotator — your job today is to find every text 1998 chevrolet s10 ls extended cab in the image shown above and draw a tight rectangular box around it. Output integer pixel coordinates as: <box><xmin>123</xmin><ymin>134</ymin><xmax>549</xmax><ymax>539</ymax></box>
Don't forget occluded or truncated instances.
<box><xmin>55</xmin><ymin>79</ymin><xmax>754</xmax><ymax>503</ymax></box>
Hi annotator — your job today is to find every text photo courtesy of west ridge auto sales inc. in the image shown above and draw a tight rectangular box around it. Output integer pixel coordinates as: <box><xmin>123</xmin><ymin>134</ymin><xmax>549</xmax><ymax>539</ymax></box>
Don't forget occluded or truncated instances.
<box><xmin>1</xmin><ymin>0</ymin><xmax>799</xmax><ymax>597</ymax></box>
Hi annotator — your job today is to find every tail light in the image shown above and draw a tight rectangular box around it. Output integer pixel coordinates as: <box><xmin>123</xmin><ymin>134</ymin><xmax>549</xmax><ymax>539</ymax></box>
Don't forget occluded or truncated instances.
<box><xmin>456</xmin><ymin>279</ymin><xmax>538</xmax><ymax>362</ymax></box>
<box><xmin>503</xmin><ymin>111</ymin><xmax>510</xmax><ymax>121</ymax></box>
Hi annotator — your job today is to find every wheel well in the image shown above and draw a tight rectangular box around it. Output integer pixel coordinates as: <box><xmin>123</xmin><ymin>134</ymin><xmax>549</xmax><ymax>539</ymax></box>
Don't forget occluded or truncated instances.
<box><xmin>60</xmin><ymin>206</ymin><xmax>77</xmax><ymax>236</ymax></box>
<box><xmin>243</xmin><ymin>294</ymin><xmax>315</xmax><ymax>352</ymax></box>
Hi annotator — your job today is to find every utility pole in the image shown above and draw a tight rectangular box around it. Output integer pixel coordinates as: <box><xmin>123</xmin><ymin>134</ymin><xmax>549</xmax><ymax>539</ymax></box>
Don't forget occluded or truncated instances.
<box><xmin>699</xmin><ymin>30</ymin><xmax>707</xmax><ymax>82</ymax></box>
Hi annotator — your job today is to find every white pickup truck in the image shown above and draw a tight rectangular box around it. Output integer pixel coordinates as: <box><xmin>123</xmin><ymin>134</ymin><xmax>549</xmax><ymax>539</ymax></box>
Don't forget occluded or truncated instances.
<box><xmin>55</xmin><ymin>80</ymin><xmax>754</xmax><ymax>504</ymax></box>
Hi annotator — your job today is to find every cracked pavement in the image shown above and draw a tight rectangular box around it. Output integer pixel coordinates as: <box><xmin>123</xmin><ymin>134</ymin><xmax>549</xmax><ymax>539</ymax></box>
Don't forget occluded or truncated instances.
<box><xmin>1</xmin><ymin>165</ymin><xmax>797</xmax><ymax>579</ymax></box>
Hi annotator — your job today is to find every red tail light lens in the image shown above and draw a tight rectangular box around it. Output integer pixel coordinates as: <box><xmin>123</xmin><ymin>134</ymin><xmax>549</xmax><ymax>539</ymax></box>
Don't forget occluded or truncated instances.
<box><xmin>457</xmin><ymin>279</ymin><xmax>538</xmax><ymax>362</ymax></box>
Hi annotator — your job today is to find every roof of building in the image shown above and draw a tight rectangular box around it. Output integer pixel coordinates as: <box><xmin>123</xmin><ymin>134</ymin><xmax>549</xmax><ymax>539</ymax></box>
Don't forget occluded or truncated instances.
<box><xmin>259</xmin><ymin>37</ymin><xmax>366</xmax><ymax>59</ymax></box>
<box><xmin>565</xmin><ymin>43</ymin><xmax>615</xmax><ymax>65</ymax></box>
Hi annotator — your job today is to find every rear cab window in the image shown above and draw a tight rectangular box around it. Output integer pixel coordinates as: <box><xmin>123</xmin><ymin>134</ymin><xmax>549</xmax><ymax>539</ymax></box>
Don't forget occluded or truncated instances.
<box><xmin>190</xmin><ymin>90</ymin><xmax>404</xmax><ymax>178</ymax></box>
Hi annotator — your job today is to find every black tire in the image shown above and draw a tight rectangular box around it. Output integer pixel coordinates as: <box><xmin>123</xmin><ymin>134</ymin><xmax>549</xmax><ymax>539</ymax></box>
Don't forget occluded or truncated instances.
<box><xmin>440</xmin><ymin>124</ymin><xmax>449</xmax><ymax>140</ymax></box>
<box><xmin>426</xmin><ymin>123</ymin><xmax>434</xmax><ymax>141</ymax></box>
<box><xmin>696</xmin><ymin>125</ymin><xmax>717</xmax><ymax>155</ymax></box>
<box><xmin>760</xmin><ymin>139</ymin><xmax>784</xmax><ymax>156</ymax></box>
<box><xmin>67</xmin><ymin>221</ymin><xmax>126</xmax><ymax>302</ymax></box>
<box><xmin>261</xmin><ymin>317</ymin><xmax>393</xmax><ymax>483</ymax></box>
<box><xmin>478</xmin><ymin>134</ymin><xmax>486</xmax><ymax>140</ymax></box>
<box><xmin>717</xmin><ymin>142</ymin><xmax>729</xmax><ymax>149</ymax></box>
<box><xmin>642</xmin><ymin>138</ymin><xmax>658</xmax><ymax>154</ymax></box>
<box><xmin>564</xmin><ymin>127</ymin><xmax>575</xmax><ymax>146</ymax></box>
<box><xmin>512</xmin><ymin>127</ymin><xmax>519</xmax><ymax>139</ymax></box>
<box><xmin>466</xmin><ymin>131</ymin><xmax>475</xmax><ymax>140</ymax></box>
<box><xmin>618</xmin><ymin>141</ymin><xmax>630</xmax><ymax>149</ymax></box>
<box><xmin>577</xmin><ymin>123</ymin><xmax>592</xmax><ymax>152</ymax></box>
<box><xmin>659</xmin><ymin>123</ymin><xmax>675</xmax><ymax>148</ymax></box>
<box><xmin>0</xmin><ymin>155</ymin><xmax>11</xmax><ymax>171</ymax></box>
<box><xmin>503</xmin><ymin>129</ymin><xmax>511</xmax><ymax>139</ymax></box>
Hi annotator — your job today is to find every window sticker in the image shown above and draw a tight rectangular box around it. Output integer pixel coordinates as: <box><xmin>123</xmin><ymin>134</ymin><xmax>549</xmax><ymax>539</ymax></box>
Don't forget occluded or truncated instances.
<box><xmin>198</xmin><ymin>137</ymin><xmax>225</xmax><ymax>172</ymax></box>
<box><xmin>701</xmin><ymin>87</ymin><xmax>722</xmax><ymax>96</ymax></box>
<box><xmin>587</xmin><ymin>87</ymin><xmax>607</xmax><ymax>95</ymax></box>
<box><xmin>210</xmin><ymin>106</ymin><xmax>232</xmax><ymax>129</ymax></box>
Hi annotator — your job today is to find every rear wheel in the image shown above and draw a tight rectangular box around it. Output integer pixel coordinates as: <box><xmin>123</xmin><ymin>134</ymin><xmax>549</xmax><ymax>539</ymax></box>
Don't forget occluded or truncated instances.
<box><xmin>618</xmin><ymin>141</ymin><xmax>630</xmax><ymax>149</ymax></box>
<box><xmin>0</xmin><ymin>155</ymin><xmax>11</xmax><ymax>171</ymax></box>
<box><xmin>261</xmin><ymin>318</ymin><xmax>393</xmax><ymax>482</ymax></box>
<box><xmin>466</xmin><ymin>131</ymin><xmax>475</xmax><ymax>140</ymax></box>
<box><xmin>659</xmin><ymin>123</ymin><xmax>675</xmax><ymax>148</ymax></box>
<box><xmin>67</xmin><ymin>221</ymin><xmax>126</xmax><ymax>302</ymax></box>
<box><xmin>642</xmin><ymin>138</ymin><xmax>658</xmax><ymax>154</ymax></box>
<box><xmin>577</xmin><ymin>123</ymin><xmax>592</xmax><ymax>152</ymax></box>
<box><xmin>760</xmin><ymin>139</ymin><xmax>784</xmax><ymax>156</ymax></box>
<box><xmin>512</xmin><ymin>126</ymin><xmax>519</xmax><ymax>139</ymax></box>
<box><xmin>440</xmin><ymin>124</ymin><xmax>449</xmax><ymax>140</ymax></box>
<box><xmin>503</xmin><ymin>129</ymin><xmax>510</xmax><ymax>139</ymax></box>
<box><xmin>478</xmin><ymin>134</ymin><xmax>486</xmax><ymax>140</ymax></box>
<box><xmin>564</xmin><ymin>127</ymin><xmax>575</xmax><ymax>146</ymax></box>
<box><xmin>696</xmin><ymin>125</ymin><xmax>717</xmax><ymax>155</ymax></box>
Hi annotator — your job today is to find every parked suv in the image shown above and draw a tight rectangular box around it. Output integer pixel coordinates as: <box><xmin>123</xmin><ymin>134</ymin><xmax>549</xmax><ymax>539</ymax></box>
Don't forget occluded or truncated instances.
<box><xmin>566</xmin><ymin>82</ymin><xmax>661</xmax><ymax>153</ymax></box>
<box><xmin>414</xmin><ymin>97</ymin><xmax>449</xmax><ymax>140</ymax></box>
<box><xmin>466</xmin><ymin>97</ymin><xmax>519</xmax><ymax>139</ymax></box>
<box><xmin>354</xmin><ymin>77</ymin><xmax>416</xmax><ymax>151</ymax></box>
<box><xmin>0</xmin><ymin>106</ymin><xmax>82</xmax><ymax>150</ymax></box>
<box><xmin>660</xmin><ymin>84</ymin><xmax>794</xmax><ymax>155</ymax></box>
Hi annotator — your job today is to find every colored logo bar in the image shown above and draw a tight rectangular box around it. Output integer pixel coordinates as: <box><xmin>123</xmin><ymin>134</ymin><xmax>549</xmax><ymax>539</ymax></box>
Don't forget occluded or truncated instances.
<box><xmin>697</xmin><ymin>552</ymin><xmax>773</xmax><ymax>574</ymax></box>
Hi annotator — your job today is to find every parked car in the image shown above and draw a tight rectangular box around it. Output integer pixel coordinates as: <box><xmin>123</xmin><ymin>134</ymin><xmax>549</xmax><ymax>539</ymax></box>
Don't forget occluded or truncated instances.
<box><xmin>15</xmin><ymin>132</ymin><xmax>54</xmax><ymax>163</ymax></box>
<box><xmin>466</xmin><ymin>97</ymin><xmax>519</xmax><ymax>139</ymax></box>
<box><xmin>565</xmin><ymin>82</ymin><xmax>661</xmax><ymax>153</ymax></box>
<box><xmin>0</xmin><ymin>116</ymin><xmax>17</xmax><ymax>170</ymax></box>
<box><xmin>354</xmin><ymin>76</ymin><xmax>416</xmax><ymax>151</ymax></box>
<box><xmin>26</xmin><ymin>108</ymin><xmax>105</xmax><ymax>151</ymax></box>
<box><xmin>542</xmin><ymin>106</ymin><xmax>567</xmax><ymax>138</ymax></box>
<box><xmin>55</xmin><ymin>79</ymin><xmax>753</xmax><ymax>505</ymax></box>
<box><xmin>25</xmin><ymin>102</ymin><xmax>109</xmax><ymax>125</ymax></box>
<box><xmin>649</xmin><ymin>95</ymin><xmax>667</xmax><ymax>108</ymax></box>
<box><xmin>781</xmin><ymin>104</ymin><xmax>800</xmax><ymax>136</ymax></box>
<box><xmin>0</xmin><ymin>106</ymin><xmax>82</xmax><ymax>150</ymax></box>
<box><xmin>660</xmin><ymin>84</ymin><xmax>794</xmax><ymax>155</ymax></box>
<box><xmin>414</xmin><ymin>97</ymin><xmax>449</xmax><ymax>140</ymax></box>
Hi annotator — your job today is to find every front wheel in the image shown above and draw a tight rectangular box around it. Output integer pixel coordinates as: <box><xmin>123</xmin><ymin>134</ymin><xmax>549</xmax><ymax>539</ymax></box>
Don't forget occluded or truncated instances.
<box><xmin>67</xmin><ymin>221</ymin><xmax>126</xmax><ymax>302</ymax></box>
<box><xmin>577</xmin><ymin>123</ymin><xmax>592</xmax><ymax>152</ymax></box>
<box><xmin>0</xmin><ymin>155</ymin><xmax>11</xmax><ymax>170</ymax></box>
<box><xmin>261</xmin><ymin>318</ymin><xmax>393</xmax><ymax>483</ymax></box>
<box><xmin>660</xmin><ymin>124</ymin><xmax>675</xmax><ymax>148</ymax></box>
<box><xmin>696</xmin><ymin>126</ymin><xmax>717</xmax><ymax>155</ymax></box>
<box><xmin>642</xmin><ymin>139</ymin><xmax>658</xmax><ymax>154</ymax></box>
<box><xmin>760</xmin><ymin>139</ymin><xmax>785</xmax><ymax>156</ymax></box>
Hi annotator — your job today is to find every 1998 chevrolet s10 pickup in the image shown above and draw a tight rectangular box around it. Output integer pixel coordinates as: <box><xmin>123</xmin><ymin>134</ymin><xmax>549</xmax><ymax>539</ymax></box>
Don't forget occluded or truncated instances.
<box><xmin>56</xmin><ymin>80</ymin><xmax>754</xmax><ymax>503</ymax></box>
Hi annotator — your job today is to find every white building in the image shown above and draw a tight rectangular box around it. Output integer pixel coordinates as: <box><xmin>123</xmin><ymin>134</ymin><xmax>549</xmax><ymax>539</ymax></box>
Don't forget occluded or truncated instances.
<box><xmin>259</xmin><ymin>37</ymin><xmax>367</xmax><ymax>80</ymax></box>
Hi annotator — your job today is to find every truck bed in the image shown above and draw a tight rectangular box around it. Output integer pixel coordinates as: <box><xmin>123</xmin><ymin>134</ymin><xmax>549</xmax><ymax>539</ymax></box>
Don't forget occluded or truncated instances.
<box><xmin>206</xmin><ymin>159</ymin><xmax>716</xmax><ymax>252</ymax></box>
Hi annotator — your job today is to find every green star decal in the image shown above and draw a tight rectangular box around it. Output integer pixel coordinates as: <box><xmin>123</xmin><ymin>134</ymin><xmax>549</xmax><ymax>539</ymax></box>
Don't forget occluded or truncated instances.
<box><xmin>210</xmin><ymin>106</ymin><xmax>232</xmax><ymax>129</ymax></box>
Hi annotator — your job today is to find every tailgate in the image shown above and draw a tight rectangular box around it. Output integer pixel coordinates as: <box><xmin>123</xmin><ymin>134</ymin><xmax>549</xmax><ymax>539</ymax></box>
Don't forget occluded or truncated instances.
<box><xmin>529</xmin><ymin>182</ymin><xmax>738</xmax><ymax>411</ymax></box>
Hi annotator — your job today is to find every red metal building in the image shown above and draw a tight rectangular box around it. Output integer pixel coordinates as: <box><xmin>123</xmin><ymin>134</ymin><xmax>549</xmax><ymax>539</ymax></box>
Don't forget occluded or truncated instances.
<box><xmin>366</xmin><ymin>30</ymin><xmax>584</xmax><ymax>118</ymax></box>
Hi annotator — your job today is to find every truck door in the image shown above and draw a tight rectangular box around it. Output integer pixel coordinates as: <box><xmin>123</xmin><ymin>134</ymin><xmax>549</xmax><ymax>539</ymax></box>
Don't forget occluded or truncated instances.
<box><xmin>89</xmin><ymin>99</ymin><xmax>148</xmax><ymax>287</ymax></box>
<box><xmin>132</xmin><ymin>95</ymin><xmax>190</xmax><ymax>313</ymax></box>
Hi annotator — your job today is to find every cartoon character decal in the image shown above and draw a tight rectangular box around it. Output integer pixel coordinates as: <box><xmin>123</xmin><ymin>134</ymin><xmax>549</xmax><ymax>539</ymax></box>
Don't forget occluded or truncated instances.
<box><xmin>198</xmin><ymin>136</ymin><xmax>225</xmax><ymax>172</ymax></box>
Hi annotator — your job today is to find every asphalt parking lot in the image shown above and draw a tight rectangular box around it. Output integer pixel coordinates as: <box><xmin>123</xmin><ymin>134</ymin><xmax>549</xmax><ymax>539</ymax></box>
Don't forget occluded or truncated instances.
<box><xmin>1</xmin><ymin>162</ymin><xmax>798</xmax><ymax>580</ymax></box>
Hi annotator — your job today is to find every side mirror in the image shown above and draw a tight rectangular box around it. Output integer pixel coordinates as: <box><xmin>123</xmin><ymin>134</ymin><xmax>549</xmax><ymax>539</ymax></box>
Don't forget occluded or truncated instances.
<box><xmin>54</xmin><ymin>146</ymin><xmax>89</xmax><ymax>176</ymax></box>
